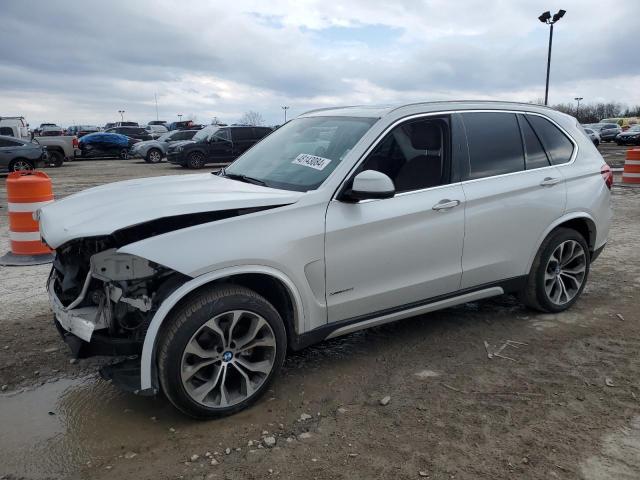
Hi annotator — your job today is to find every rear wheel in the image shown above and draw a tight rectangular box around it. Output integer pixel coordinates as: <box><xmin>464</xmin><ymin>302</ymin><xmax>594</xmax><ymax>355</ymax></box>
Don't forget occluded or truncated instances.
<box><xmin>520</xmin><ymin>228</ymin><xmax>589</xmax><ymax>313</ymax></box>
<box><xmin>146</xmin><ymin>148</ymin><xmax>162</xmax><ymax>163</ymax></box>
<box><xmin>9</xmin><ymin>159</ymin><xmax>34</xmax><ymax>172</ymax></box>
<box><xmin>157</xmin><ymin>284</ymin><xmax>286</xmax><ymax>418</ymax></box>
<box><xmin>187</xmin><ymin>151</ymin><xmax>205</xmax><ymax>169</ymax></box>
<box><xmin>119</xmin><ymin>148</ymin><xmax>129</xmax><ymax>160</ymax></box>
<box><xmin>48</xmin><ymin>150</ymin><xmax>64</xmax><ymax>167</ymax></box>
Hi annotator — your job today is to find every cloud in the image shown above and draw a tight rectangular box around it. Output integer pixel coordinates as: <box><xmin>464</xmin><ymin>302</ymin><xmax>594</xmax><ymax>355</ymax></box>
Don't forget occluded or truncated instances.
<box><xmin>0</xmin><ymin>0</ymin><xmax>638</xmax><ymax>127</ymax></box>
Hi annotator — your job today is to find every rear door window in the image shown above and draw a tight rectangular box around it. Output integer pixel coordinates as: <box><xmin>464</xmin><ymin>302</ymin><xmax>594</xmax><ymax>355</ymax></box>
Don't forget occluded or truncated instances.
<box><xmin>526</xmin><ymin>115</ymin><xmax>574</xmax><ymax>165</ymax></box>
<box><xmin>231</xmin><ymin>128</ymin><xmax>253</xmax><ymax>142</ymax></box>
<box><xmin>462</xmin><ymin>112</ymin><xmax>524</xmax><ymax>180</ymax></box>
<box><xmin>518</xmin><ymin>114</ymin><xmax>550</xmax><ymax>170</ymax></box>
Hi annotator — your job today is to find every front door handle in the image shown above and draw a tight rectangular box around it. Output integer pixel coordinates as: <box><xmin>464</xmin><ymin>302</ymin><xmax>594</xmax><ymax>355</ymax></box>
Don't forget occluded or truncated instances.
<box><xmin>540</xmin><ymin>177</ymin><xmax>562</xmax><ymax>186</ymax></box>
<box><xmin>432</xmin><ymin>199</ymin><xmax>461</xmax><ymax>211</ymax></box>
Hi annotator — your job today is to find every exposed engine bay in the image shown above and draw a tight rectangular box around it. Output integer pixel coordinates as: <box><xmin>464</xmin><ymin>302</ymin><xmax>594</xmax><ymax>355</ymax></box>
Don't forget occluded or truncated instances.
<box><xmin>50</xmin><ymin>236</ymin><xmax>188</xmax><ymax>354</ymax></box>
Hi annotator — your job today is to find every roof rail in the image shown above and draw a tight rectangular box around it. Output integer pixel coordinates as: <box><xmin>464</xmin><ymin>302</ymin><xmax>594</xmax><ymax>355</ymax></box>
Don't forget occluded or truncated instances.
<box><xmin>0</xmin><ymin>116</ymin><xmax>26</xmax><ymax>120</ymax></box>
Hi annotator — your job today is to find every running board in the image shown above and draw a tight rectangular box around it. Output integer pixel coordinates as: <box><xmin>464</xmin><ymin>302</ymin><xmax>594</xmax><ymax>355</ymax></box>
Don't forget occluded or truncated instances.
<box><xmin>325</xmin><ymin>287</ymin><xmax>504</xmax><ymax>340</ymax></box>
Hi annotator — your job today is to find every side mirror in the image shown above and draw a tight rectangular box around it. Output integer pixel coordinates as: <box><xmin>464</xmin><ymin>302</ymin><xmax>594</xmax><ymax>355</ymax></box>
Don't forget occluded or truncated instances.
<box><xmin>346</xmin><ymin>170</ymin><xmax>395</xmax><ymax>201</ymax></box>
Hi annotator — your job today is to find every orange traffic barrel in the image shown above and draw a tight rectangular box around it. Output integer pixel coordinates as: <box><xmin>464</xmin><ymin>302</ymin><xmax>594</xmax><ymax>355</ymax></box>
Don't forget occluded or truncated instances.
<box><xmin>0</xmin><ymin>171</ymin><xmax>55</xmax><ymax>266</ymax></box>
<box><xmin>622</xmin><ymin>148</ymin><xmax>640</xmax><ymax>185</ymax></box>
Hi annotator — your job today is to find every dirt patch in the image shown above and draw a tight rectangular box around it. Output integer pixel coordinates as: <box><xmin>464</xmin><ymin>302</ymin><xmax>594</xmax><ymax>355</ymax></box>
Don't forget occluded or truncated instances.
<box><xmin>1</xmin><ymin>158</ymin><xmax>639</xmax><ymax>479</ymax></box>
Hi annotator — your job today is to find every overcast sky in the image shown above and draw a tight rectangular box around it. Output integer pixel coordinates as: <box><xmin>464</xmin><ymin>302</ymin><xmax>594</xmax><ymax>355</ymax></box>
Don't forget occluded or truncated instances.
<box><xmin>1</xmin><ymin>0</ymin><xmax>638</xmax><ymax>127</ymax></box>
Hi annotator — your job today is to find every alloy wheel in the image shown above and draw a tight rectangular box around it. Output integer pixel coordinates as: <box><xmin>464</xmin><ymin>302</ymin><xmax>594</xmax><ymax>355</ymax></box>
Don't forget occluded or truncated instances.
<box><xmin>189</xmin><ymin>153</ymin><xmax>204</xmax><ymax>168</ymax></box>
<box><xmin>12</xmin><ymin>160</ymin><xmax>33</xmax><ymax>171</ymax></box>
<box><xmin>180</xmin><ymin>310</ymin><xmax>277</xmax><ymax>408</ymax></box>
<box><xmin>149</xmin><ymin>150</ymin><xmax>162</xmax><ymax>163</ymax></box>
<box><xmin>544</xmin><ymin>240</ymin><xmax>587</xmax><ymax>305</ymax></box>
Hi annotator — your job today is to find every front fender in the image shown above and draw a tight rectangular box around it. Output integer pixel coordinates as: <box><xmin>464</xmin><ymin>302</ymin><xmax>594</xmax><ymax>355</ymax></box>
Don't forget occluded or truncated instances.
<box><xmin>139</xmin><ymin>264</ymin><xmax>305</xmax><ymax>391</ymax></box>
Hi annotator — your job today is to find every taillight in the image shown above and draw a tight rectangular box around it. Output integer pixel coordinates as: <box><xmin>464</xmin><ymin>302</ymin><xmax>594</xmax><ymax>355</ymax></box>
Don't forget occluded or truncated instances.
<box><xmin>601</xmin><ymin>164</ymin><xmax>613</xmax><ymax>190</ymax></box>
<box><xmin>72</xmin><ymin>137</ymin><xmax>79</xmax><ymax>148</ymax></box>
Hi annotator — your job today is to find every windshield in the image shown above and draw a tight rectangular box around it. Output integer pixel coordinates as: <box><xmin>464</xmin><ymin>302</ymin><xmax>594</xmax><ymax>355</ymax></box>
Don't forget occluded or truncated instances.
<box><xmin>193</xmin><ymin>125</ymin><xmax>219</xmax><ymax>142</ymax></box>
<box><xmin>158</xmin><ymin>131</ymin><xmax>173</xmax><ymax>142</ymax></box>
<box><xmin>628</xmin><ymin>125</ymin><xmax>640</xmax><ymax>132</ymax></box>
<box><xmin>224</xmin><ymin>116</ymin><xmax>377</xmax><ymax>192</ymax></box>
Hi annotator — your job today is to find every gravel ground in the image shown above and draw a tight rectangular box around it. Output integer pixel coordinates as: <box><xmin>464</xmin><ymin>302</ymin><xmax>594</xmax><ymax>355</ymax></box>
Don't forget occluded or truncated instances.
<box><xmin>1</xmin><ymin>149</ymin><xmax>639</xmax><ymax>480</ymax></box>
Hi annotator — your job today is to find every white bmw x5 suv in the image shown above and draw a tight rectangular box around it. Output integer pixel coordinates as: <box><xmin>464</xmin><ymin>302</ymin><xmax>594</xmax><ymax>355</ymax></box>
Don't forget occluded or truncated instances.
<box><xmin>39</xmin><ymin>101</ymin><xmax>612</xmax><ymax>418</ymax></box>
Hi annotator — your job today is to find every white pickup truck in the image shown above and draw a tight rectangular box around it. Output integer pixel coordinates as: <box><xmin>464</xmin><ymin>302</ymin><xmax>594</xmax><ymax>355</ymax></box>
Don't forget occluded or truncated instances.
<box><xmin>32</xmin><ymin>135</ymin><xmax>81</xmax><ymax>167</ymax></box>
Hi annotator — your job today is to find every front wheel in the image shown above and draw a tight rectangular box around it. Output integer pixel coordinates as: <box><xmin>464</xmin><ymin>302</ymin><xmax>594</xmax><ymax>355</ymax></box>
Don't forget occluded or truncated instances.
<box><xmin>119</xmin><ymin>148</ymin><xmax>129</xmax><ymax>160</ymax></box>
<box><xmin>157</xmin><ymin>284</ymin><xmax>287</xmax><ymax>418</ymax></box>
<box><xmin>520</xmin><ymin>228</ymin><xmax>590</xmax><ymax>313</ymax></box>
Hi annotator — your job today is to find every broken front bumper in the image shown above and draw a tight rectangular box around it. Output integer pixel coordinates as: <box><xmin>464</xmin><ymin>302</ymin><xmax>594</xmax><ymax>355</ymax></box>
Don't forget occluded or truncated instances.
<box><xmin>48</xmin><ymin>275</ymin><xmax>141</xmax><ymax>358</ymax></box>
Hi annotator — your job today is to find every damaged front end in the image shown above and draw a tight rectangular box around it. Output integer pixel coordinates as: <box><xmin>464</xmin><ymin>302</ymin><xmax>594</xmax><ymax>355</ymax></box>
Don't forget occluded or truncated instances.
<box><xmin>49</xmin><ymin>237</ymin><xmax>188</xmax><ymax>392</ymax></box>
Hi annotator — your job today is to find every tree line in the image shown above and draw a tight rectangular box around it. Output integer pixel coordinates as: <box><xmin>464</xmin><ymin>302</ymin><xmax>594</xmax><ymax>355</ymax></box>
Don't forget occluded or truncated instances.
<box><xmin>549</xmin><ymin>102</ymin><xmax>640</xmax><ymax>124</ymax></box>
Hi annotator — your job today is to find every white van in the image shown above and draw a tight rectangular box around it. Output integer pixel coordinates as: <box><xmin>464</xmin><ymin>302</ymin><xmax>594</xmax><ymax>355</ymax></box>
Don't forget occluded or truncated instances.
<box><xmin>0</xmin><ymin>116</ymin><xmax>31</xmax><ymax>141</ymax></box>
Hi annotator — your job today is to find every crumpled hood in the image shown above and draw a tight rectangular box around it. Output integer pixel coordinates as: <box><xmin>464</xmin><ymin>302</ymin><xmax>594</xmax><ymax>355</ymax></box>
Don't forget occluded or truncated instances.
<box><xmin>39</xmin><ymin>173</ymin><xmax>304</xmax><ymax>248</ymax></box>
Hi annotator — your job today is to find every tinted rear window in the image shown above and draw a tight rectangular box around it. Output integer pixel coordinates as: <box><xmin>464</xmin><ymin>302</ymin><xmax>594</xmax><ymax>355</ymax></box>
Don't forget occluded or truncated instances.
<box><xmin>519</xmin><ymin>115</ymin><xmax>550</xmax><ymax>170</ymax></box>
<box><xmin>527</xmin><ymin>115</ymin><xmax>574</xmax><ymax>165</ymax></box>
<box><xmin>462</xmin><ymin>112</ymin><xmax>524</xmax><ymax>180</ymax></box>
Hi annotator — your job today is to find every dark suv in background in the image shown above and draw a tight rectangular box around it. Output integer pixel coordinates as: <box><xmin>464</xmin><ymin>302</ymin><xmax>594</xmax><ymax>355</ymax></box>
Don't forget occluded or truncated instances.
<box><xmin>105</xmin><ymin>126</ymin><xmax>152</xmax><ymax>141</ymax></box>
<box><xmin>593</xmin><ymin>123</ymin><xmax>622</xmax><ymax>142</ymax></box>
<box><xmin>167</xmin><ymin>125</ymin><xmax>272</xmax><ymax>168</ymax></box>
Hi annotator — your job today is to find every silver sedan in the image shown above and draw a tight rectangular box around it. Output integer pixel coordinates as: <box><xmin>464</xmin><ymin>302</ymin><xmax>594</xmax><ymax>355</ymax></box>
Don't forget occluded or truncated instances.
<box><xmin>129</xmin><ymin>129</ymin><xmax>199</xmax><ymax>163</ymax></box>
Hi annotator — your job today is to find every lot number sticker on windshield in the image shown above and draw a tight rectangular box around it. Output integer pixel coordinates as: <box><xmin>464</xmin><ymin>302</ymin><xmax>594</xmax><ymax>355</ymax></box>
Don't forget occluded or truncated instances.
<box><xmin>292</xmin><ymin>153</ymin><xmax>332</xmax><ymax>171</ymax></box>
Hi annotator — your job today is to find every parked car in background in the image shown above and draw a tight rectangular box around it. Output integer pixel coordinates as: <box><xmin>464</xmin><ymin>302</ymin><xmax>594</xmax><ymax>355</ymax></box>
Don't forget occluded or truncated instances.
<box><xmin>0</xmin><ymin>135</ymin><xmax>46</xmax><ymax>171</ymax></box>
<box><xmin>0</xmin><ymin>116</ymin><xmax>31</xmax><ymax>141</ymax></box>
<box><xmin>38</xmin><ymin>101</ymin><xmax>612</xmax><ymax>418</ymax></box>
<box><xmin>615</xmin><ymin>125</ymin><xmax>640</xmax><ymax>146</ymax></box>
<box><xmin>592</xmin><ymin>123</ymin><xmax>622</xmax><ymax>142</ymax></box>
<box><xmin>39</xmin><ymin>125</ymin><xmax>65</xmax><ymax>136</ymax></box>
<box><xmin>105</xmin><ymin>126</ymin><xmax>152</xmax><ymax>141</ymax></box>
<box><xmin>32</xmin><ymin>134</ymin><xmax>80</xmax><ymax>166</ymax></box>
<box><xmin>144</xmin><ymin>124</ymin><xmax>168</xmax><ymax>139</ymax></box>
<box><xmin>148</xmin><ymin>120</ymin><xmax>168</xmax><ymax>126</ymax></box>
<box><xmin>167</xmin><ymin>125</ymin><xmax>272</xmax><ymax>168</ymax></box>
<box><xmin>33</xmin><ymin>123</ymin><xmax>58</xmax><ymax>136</ymax></box>
<box><xmin>582</xmin><ymin>127</ymin><xmax>600</xmax><ymax>146</ymax></box>
<box><xmin>167</xmin><ymin>120</ymin><xmax>203</xmax><ymax>131</ymax></box>
<box><xmin>79</xmin><ymin>132</ymin><xmax>139</xmax><ymax>159</ymax></box>
<box><xmin>129</xmin><ymin>129</ymin><xmax>199</xmax><ymax>163</ymax></box>
<box><xmin>67</xmin><ymin>125</ymin><xmax>101</xmax><ymax>137</ymax></box>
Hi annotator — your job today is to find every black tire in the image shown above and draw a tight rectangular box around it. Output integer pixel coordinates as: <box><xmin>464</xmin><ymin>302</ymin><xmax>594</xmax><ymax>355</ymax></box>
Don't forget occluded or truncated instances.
<box><xmin>187</xmin><ymin>151</ymin><xmax>205</xmax><ymax>169</ymax></box>
<box><xmin>119</xmin><ymin>148</ymin><xmax>129</xmax><ymax>160</ymax></box>
<box><xmin>8</xmin><ymin>158</ymin><xmax>34</xmax><ymax>172</ymax></box>
<box><xmin>594</xmin><ymin>140</ymin><xmax>599</xmax><ymax>147</ymax></box>
<box><xmin>146</xmin><ymin>148</ymin><xmax>163</xmax><ymax>164</ymax></box>
<box><xmin>520</xmin><ymin>228</ymin><xmax>590</xmax><ymax>313</ymax></box>
<box><xmin>157</xmin><ymin>284</ymin><xmax>287</xmax><ymax>419</ymax></box>
<box><xmin>48</xmin><ymin>150</ymin><xmax>64</xmax><ymax>167</ymax></box>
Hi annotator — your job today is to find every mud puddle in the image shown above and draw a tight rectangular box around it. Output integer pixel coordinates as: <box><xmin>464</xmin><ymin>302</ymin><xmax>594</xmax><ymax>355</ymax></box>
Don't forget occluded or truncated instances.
<box><xmin>0</xmin><ymin>375</ymin><xmax>186</xmax><ymax>479</ymax></box>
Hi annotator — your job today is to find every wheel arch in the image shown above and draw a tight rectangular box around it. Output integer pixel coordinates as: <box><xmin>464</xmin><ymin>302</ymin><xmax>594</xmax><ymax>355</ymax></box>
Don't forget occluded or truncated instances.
<box><xmin>8</xmin><ymin>157</ymin><xmax>34</xmax><ymax>171</ymax></box>
<box><xmin>527</xmin><ymin>213</ymin><xmax>597</xmax><ymax>273</ymax></box>
<box><xmin>140</xmin><ymin>265</ymin><xmax>305</xmax><ymax>391</ymax></box>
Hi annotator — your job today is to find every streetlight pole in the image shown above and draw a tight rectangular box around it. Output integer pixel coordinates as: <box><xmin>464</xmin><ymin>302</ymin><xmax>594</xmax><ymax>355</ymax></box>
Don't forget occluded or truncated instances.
<box><xmin>177</xmin><ymin>114</ymin><xmax>183</xmax><ymax>121</ymax></box>
<box><xmin>574</xmin><ymin>97</ymin><xmax>583</xmax><ymax>118</ymax></box>
<box><xmin>281</xmin><ymin>106</ymin><xmax>290</xmax><ymax>123</ymax></box>
<box><xmin>118</xmin><ymin>110</ymin><xmax>125</xmax><ymax>122</ymax></box>
<box><xmin>538</xmin><ymin>9</ymin><xmax>566</xmax><ymax>106</ymax></box>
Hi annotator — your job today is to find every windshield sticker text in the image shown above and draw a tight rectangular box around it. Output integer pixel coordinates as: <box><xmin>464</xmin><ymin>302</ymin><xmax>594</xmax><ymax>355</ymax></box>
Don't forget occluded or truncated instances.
<box><xmin>292</xmin><ymin>154</ymin><xmax>332</xmax><ymax>171</ymax></box>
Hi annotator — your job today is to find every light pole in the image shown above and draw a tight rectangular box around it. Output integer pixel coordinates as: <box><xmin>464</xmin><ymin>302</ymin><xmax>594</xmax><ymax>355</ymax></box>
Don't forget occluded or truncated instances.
<box><xmin>118</xmin><ymin>110</ymin><xmax>125</xmax><ymax>122</ymax></box>
<box><xmin>177</xmin><ymin>114</ymin><xmax>183</xmax><ymax>121</ymax></box>
<box><xmin>281</xmin><ymin>106</ymin><xmax>290</xmax><ymax>123</ymax></box>
<box><xmin>574</xmin><ymin>97</ymin><xmax>583</xmax><ymax>118</ymax></box>
<box><xmin>538</xmin><ymin>9</ymin><xmax>566</xmax><ymax>105</ymax></box>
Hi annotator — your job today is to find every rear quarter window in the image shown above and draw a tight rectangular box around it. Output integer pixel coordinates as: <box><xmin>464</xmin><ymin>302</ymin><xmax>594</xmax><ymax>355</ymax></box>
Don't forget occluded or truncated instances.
<box><xmin>526</xmin><ymin>115</ymin><xmax>574</xmax><ymax>165</ymax></box>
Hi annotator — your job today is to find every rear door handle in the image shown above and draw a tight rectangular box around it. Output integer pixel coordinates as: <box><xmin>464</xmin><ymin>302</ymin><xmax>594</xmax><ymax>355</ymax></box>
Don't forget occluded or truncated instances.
<box><xmin>432</xmin><ymin>199</ymin><xmax>461</xmax><ymax>211</ymax></box>
<box><xmin>540</xmin><ymin>177</ymin><xmax>562</xmax><ymax>186</ymax></box>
